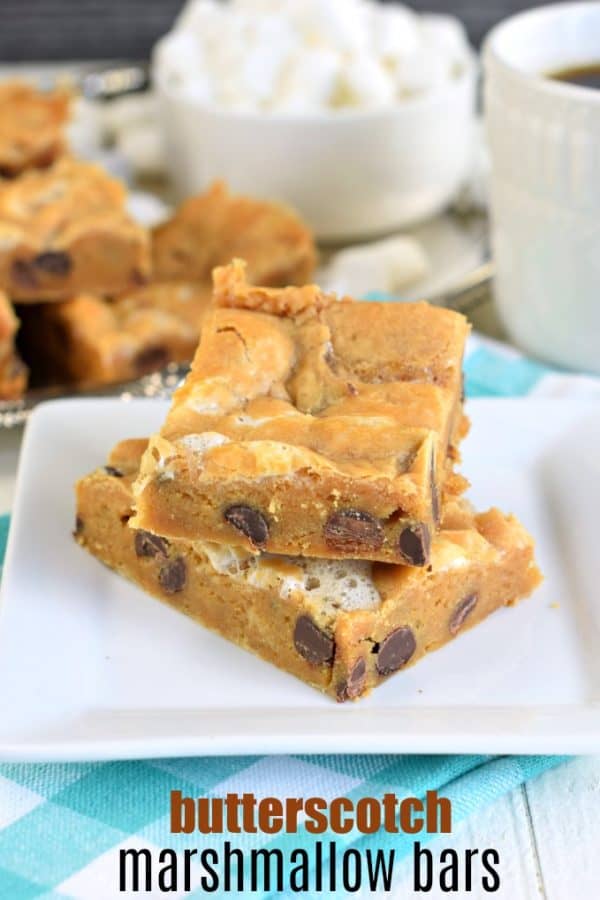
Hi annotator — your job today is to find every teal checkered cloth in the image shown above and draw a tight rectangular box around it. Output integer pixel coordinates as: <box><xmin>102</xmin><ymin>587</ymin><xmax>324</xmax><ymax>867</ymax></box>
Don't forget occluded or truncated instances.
<box><xmin>0</xmin><ymin>335</ymin><xmax>588</xmax><ymax>898</ymax></box>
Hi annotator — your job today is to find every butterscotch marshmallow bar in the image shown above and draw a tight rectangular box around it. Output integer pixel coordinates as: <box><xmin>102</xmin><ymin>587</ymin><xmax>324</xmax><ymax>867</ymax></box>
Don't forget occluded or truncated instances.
<box><xmin>131</xmin><ymin>261</ymin><xmax>470</xmax><ymax>566</ymax></box>
<box><xmin>152</xmin><ymin>181</ymin><xmax>316</xmax><ymax>288</ymax></box>
<box><xmin>75</xmin><ymin>439</ymin><xmax>541</xmax><ymax>702</ymax></box>
<box><xmin>0</xmin><ymin>81</ymin><xmax>70</xmax><ymax>178</ymax></box>
<box><xmin>0</xmin><ymin>158</ymin><xmax>150</xmax><ymax>301</ymax></box>
<box><xmin>18</xmin><ymin>281</ymin><xmax>212</xmax><ymax>387</ymax></box>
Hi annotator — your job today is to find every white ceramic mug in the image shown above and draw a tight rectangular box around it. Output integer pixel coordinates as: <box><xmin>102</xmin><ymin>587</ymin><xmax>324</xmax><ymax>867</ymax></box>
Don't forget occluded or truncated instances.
<box><xmin>485</xmin><ymin>2</ymin><xmax>600</xmax><ymax>374</ymax></box>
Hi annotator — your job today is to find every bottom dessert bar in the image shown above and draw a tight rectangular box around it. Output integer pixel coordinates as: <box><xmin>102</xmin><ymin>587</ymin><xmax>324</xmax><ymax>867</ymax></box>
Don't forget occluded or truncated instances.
<box><xmin>75</xmin><ymin>440</ymin><xmax>542</xmax><ymax>702</ymax></box>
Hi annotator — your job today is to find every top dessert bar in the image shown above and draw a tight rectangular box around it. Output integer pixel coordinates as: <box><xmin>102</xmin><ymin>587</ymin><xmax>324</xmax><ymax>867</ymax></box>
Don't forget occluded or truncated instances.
<box><xmin>152</xmin><ymin>181</ymin><xmax>316</xmax><ymax>287</ymax></box>
<box><xmin>132</xmin><ymin>260</ymin><xmax>470</xmax><ymax>565</ymax></box>
<box><xmin>0</xmin><ymin>158</ymin><xmax>151</xmax><ymax>301</ymax></box>
<box><xmin>0</xmin><ymin>81</ymin><xmax>70</xmax><ymax>178</ymax></box>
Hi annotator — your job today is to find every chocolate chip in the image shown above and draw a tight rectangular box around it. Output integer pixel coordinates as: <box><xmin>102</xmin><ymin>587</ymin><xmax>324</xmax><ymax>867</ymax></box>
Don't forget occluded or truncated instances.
<box><xmin>73</xmin><ymin>515</ymin><xmax>84</xmax><ymax>537</ymax></box>
<box><xmin>104</xmin><ymin>465</ymin><xmax>124</xmax><ymax>478</ymax></box>
<box><xmin>134</xmin><ymin>345</ymin><xmax>170</xmax><ymax>374</ymax></box>
<box><xmin>449</xmin><ymin>593</ymin><xmax>478</xmax><ymax>635</ymax></box>
<box><xmin>376</xmin><ymin>627</ymin><xmax>416</xmax><ymax>676</ymax></box>
<box><xmin>336</xmin><ymin>657</ymin><xmax>367</xmax><ymax>702</ymax></box>
<box><xmin>34</xmin><ymin>251</ymin><xmax>72</xmax><ymax>276</ymax></box>
<box><xmin>397</xmin><ymin>524</ymin><xmax>430</xmax><ymax>566</ymax></box>
<box><xmin>224</xmin><ymin>504</ymin><xmax>269</xmax><ymax>548</ymax></box>
<box><xmin>294</xmin><ymin>615</ymin><xmax>334</xmax><ymax>666</ymax></box>
<box><xmin>159</xmin><ymin>557</ymin><xmax>187</xmax><ymax>593</ymax></box>
<box><xmin>11</xmin><ymin>259</ymin><xmax>37</xmax><ymax>288</ymax></box>
<box><xmin>324</xmin><ymin>509</ymin><xmax>384</xmax><ymax>554</ymax></box>
<box><xmin>131</xmin><ymin>268</ymin><xmax>147</xmax><ymax>286</ymax></box>
<box><xmin>134</xmin><ymin>529</ymin><xmax>169</xmax><ymax>559</ymax></box>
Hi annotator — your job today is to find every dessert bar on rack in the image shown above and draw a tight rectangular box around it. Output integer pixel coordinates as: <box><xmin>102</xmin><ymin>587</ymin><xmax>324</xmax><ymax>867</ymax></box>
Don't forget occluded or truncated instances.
<box><xmin>0</xmin><ymin>158</ymin><xmax>150</xmax><ymax>301</ymax></box>
<box><xmin>152</xmin><ymin>181</ymin><xmax>316</xmax><ymax>288</ymax></box>
<box><xmin>131</xmin><ymin>260</ymin><xmax>470</xmax><ymax>566</ymax></box>
<box><xmin>18</xmin><ymin>281</ymin><xmax>211</xmax><ymax>386</ymax></box>
<box><xmin>0</xmin><ymin>81</ymin><xmax>70</xmax><ymax>178</ymax></box>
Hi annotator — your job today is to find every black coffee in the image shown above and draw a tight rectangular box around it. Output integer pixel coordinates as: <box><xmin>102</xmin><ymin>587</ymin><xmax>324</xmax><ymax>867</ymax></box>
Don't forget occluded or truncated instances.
<box><xmin>549</xmin><ymin>64</ymin><xmax>600</xmax><ymax>90</ymax></box>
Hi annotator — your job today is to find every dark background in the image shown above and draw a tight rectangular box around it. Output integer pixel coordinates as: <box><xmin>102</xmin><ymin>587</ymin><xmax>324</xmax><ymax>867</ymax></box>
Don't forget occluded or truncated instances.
<box><xmin>0</xmin><ymin>0</ymin><xmax>560</xmax><ymax>60</ymax></box>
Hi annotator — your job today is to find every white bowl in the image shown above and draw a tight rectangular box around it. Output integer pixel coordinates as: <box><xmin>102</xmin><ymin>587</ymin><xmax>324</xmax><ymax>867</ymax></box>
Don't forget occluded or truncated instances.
<box><xmin>154</xmin><ymin>47</ymin><xmax>477</xmax><ymax>242</ymax></box>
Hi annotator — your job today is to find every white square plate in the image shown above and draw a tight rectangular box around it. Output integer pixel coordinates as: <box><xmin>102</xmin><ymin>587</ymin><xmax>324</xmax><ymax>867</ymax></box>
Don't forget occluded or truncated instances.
<box><xmin>0</xmin><ymin>397</ymin><xmax>599</xmax><ymax>760</ymax></box>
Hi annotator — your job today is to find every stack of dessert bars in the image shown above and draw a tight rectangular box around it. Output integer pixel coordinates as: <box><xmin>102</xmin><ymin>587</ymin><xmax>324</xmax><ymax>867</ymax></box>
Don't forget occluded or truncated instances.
<box><xmin>75</xmin><ymin>260</ymin><xmax>541</xmax><ymax>702</ymax></box>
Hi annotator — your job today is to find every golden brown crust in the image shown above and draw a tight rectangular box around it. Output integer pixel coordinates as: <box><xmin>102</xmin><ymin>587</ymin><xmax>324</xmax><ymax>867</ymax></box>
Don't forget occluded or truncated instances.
<box><xmin>132</xmin><ymin>263</ymin><xmax>470</xmax><ymax>564</ymax></box>
<box><xmin>0</xmin><ymin>158</ymin><xmax>150</xmax><ymax>300</ymax></box>
<box><xmin>75</xmin><ymin>443</ymin><xmax>542</xmax><ymax>702</ymax></box>
<box><xmin>0</xmin><ymin>81</ymin><xmax>70</xmax><ymax>178</ymax></box>
<box><xmin>19</xmin><ymin>281</ymin><xmax>211</xmax><ymax>386</ymax></box>
<box><xmin>213</xmin><ymin>257</ymin><xmax>336</xmax><ymax>317</ymax></box>
<box><xmin>152</xmin><ymin>181</ymin><xmax>316</xmax><ymax>287</ymax></box>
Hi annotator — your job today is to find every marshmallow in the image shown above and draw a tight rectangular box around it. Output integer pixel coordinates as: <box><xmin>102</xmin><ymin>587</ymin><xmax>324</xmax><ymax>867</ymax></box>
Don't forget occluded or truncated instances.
<box><xmin>340</xmin><ymin>55</ymin><xmax>396</xmax><ymax>108</ymax></box>
<box><xmin>175</xmin><ymin>0</ymin><xmax>224</xmax><ymax>36</ymax></box>
<box><xmin>274</xmin><ymin>47</ymin><xmax>341</xmax><ymax>112</ymax></box>
<box><xmin>322</xmin><ymin>235</ymin><xmax>429</xmax><ymax>297</ymax></box>
<box><xmin>369</xmin><ymin>4</ymin><xmax>421</xmax><ymax>62</ymax></box>
<box><xmin>299</xmin><ymin>0</ymin><xmax>370</xmax><ymax>56</ymax></box>
<box><xmin>154</xmin><ymin>31</ymin><xmax>208</xmax><ymax>87</ymax></box>
<box><xmin>154</xmin><ymin>0</ymin><xmax>473</xmax><ymax>113</ymax></box>
<box><xmin>420</xmin><ymin>14</ymin><xmax>471</xmax><ymax>64</ymax></box>
<box><xmin>239</xmin><ymin>18</ymin><xmax>298</xmax><ymax>106</ymax></box>
<box><xmin>395</xmin><ymin>45</ymin><xmax>450</xmax><ymax>97</ymax></box>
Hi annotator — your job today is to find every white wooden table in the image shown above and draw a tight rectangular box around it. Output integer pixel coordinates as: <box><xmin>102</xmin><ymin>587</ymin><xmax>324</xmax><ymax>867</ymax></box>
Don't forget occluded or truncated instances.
<box><xmin>0</xmin><ymin>429</ymin><xmax>598</xmax><ymax>897</ymax></box>
<box><xmin>393</xmin><ymin>757</ymin><xmax>599</xmax><ymax>897</ymax></box>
